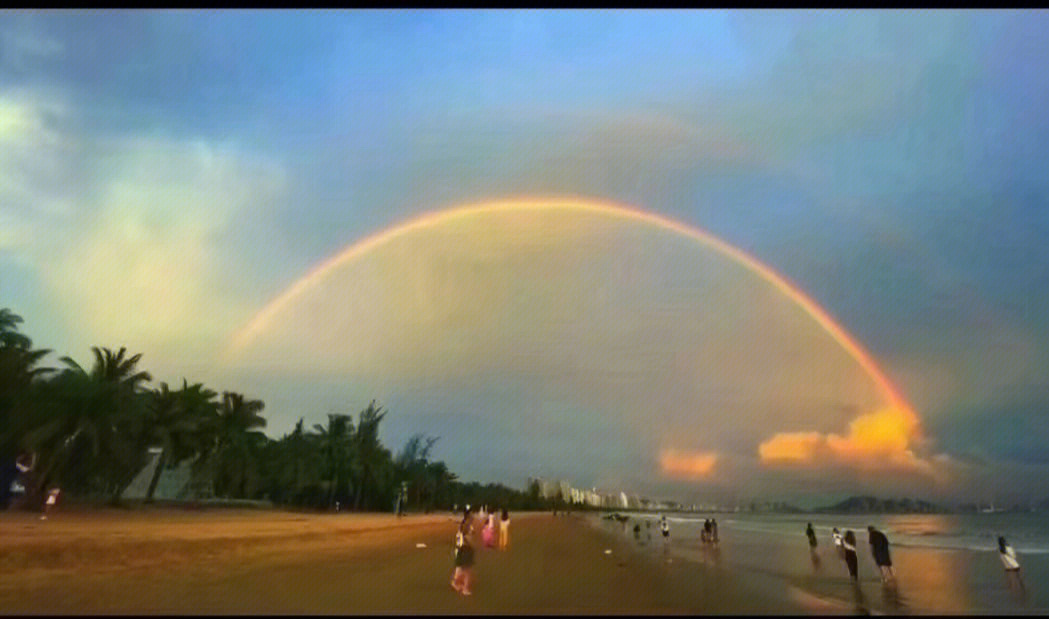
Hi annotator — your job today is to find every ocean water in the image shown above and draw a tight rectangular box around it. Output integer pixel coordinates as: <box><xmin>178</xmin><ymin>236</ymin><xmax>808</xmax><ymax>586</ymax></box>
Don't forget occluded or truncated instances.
<box><xmin>600</xmin><ymin>512</ymin><xmax>1049</xmax><ymax>614</ymax></box>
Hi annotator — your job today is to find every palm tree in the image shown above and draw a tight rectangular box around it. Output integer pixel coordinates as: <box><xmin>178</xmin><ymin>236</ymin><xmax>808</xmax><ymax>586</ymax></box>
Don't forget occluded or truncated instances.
<box><xmin>351</xmin><ymin>400</ymin><xmax>387</xmax><ymax>510</ymax></box>
<box><xmin>425</xmin><ymin>460</ymin><xmax>456</xmax><ymax>511</ymax></box>
<box><xmin>25</xmin><ymin>346</ymin><xmax>152</xmax><ymax>501</ymax></box>
<box><xmin>0</xmin><ymin>310</ymin><xmax>53</xmax><ymax>457</ymax></box>
<box><xmin>143</xmin><ymin>380</ymin><xmax>216</xmax><ymax>502</ymax></box>
<box><xmin>396</xmin><ymin>434</ymin><xmax>439</xmax><ymax>511</ymax></box>
<box><xmin>213</xmin><ymin>392</ymin><xmax>266</xmax><ymax>498</ymax></box>
<box><xmin>0</xmin><ymin>308</ymin><xmax>32</xmax><ymax>350</ymax></box>
<box><xmin>313</xmin><ymin>413</ymin><xmax>354</xmax><ymax>508</ymax></box>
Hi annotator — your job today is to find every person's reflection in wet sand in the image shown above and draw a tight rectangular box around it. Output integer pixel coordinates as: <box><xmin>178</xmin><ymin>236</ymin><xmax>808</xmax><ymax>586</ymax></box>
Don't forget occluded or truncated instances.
<box><xmin>851</xmin><ymin>582</ymin><xmax>870</xmax><ymax>616</ymax></box>
<box><xmin>881</xmin><ymin>581</ymin><xmax>907</xmax><ymax>613</ymax></box>
<box><xmin>1006</xmin><ymin>576</ymin><xmax>1029</xmax><ymax>607</ymax></box>
<box><xmin>697</xmin><ymin>538</ymin><xmax>721</xmax><ymax>568</ymax></box>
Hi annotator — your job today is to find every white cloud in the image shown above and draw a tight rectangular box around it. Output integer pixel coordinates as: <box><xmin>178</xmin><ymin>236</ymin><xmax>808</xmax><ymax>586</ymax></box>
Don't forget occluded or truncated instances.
<box><xmin>0</xmin><ymin>90</ymin><xmax>287</xmax><ymax>372</ymax></box>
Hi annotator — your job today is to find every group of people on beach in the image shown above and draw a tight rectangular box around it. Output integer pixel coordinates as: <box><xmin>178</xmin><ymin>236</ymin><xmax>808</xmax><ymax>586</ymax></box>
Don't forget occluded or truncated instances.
<box><xmin>811</xmin><ymin>522</ymin><xmax>1025</xmax><ymax>591</ymax></box>
<box><xmin>700</xmin><ymin>517</ymin><xmax>718</xmax><ymax>544</ymax></box>
<box><xmin>814</xmin><ymin>524</ymin><xmax>896</xmax><ymax>585</ymax></box>
<box><xmin>450</xmin><ymin>504</ymin><xmax>511</xmax><ymax>596</ymax></box>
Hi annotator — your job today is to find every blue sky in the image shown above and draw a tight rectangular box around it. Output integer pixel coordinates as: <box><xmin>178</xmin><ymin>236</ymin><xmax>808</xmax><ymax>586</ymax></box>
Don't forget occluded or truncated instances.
<box><xmin>2</xmin><ymin>10</ymin><xmax>1049</xmax><ymax>502</ymax></box>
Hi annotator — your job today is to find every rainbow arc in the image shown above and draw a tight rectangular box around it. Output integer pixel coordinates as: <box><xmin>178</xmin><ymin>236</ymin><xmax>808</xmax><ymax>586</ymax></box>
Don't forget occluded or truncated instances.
<box><xmin>222</xmin><ymin>197</ymin><xmax>912</xmax><ymax>414</ymax></box>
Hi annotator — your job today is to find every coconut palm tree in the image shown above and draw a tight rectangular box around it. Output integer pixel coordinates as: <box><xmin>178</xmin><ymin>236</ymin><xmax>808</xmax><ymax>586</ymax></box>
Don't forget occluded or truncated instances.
<box><xmin>351</xmin><ymin>400</ymin><xmax>387</xmax><ymax>510</ymax></box>
<box><xmin>313</xmin><ymin>413</ymin><xmax>354</xmax><ymax>508</ymax></box>
<box><xmin>0</xmin><ymin>310</ymin><xmax>53</xmax><ymax>457</ymax></box>
<box><xmin>24</xmin><ymin>347</ymin><xmax>153</xmax><ymax>501</ymax></box>
<box><xmin>213</xmin><ymin>392</ymin><xmax>266</xmax><ymax>498</ymax></box>
<box><xmin>396</xmin><ymin>434</ymin><xmax>439</xmax><ymax>511</ymax></box>
<box><xmin>0</xmin><ymin>308</ymin><xmax>32</xmax><ymax>350</ymax></box>
<box><xmin>143</xmin><ymin>380</ymin><xmax>216</xmax><ymax>502</ymax></box>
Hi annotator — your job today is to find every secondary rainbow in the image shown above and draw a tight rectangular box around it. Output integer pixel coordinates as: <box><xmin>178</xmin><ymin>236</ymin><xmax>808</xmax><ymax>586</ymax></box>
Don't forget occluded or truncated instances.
<box><xmin>222</xmin><ymin>197</ymin><xmax>913</xmax><ymax>412</ymax></box>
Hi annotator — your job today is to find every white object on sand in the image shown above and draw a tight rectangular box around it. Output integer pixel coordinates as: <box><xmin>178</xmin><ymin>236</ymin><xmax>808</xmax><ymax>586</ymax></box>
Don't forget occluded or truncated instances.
<box><xmin>416</xmin><ymin>543</ymin><xmax>427</xmax><ymax>548</ymax></box>
<box><xmin>604</xmin><ymin>549</ymin><xmax>612</xmax><ymax>554</ymax></box>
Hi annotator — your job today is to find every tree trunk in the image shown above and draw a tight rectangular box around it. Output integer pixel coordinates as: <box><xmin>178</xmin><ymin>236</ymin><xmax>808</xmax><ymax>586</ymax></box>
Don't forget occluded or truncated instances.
<box><xmin>144</xmin><ymin>449</ymin><xmax>167</xmax><ymax>503</ymax></box>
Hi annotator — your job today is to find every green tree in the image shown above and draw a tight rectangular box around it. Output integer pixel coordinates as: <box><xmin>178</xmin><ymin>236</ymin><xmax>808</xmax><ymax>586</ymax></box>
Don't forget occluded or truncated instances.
<box><xmin>351</xmin><ymin>401</ymin><xmax>387</xmax><ymax>510</ymax></box>
<box><xmin>396</xmin><ymin>434</ymin><xmax>439</xmax><ymax>511</ymax></box>
<box><xmin>0</xmin><ymin>309</ymin><xmax>53</xmax><ymax>458</ymax></box>
<box><xmin>313</xmin><ymin>413</ymin><xmax>354</xmax><ymax>508</ymax></box>
<box><xmin>143</xmin><ymin>380</ymin><xmax>218</xmax><ymax>502</ymax></box>
<box><xmin>0</xmin><ymin>308</ymin><xmax>32</xmax><ymax>349</ymax></box>
<box><xmin>23</xmin><ymin>347</ymin><xmax>152</xmax><ymax>501</ymax></box>
<box><xmin>212</xmin><ymin>392</ymin><xmax>266</xmax><ymax>498</ymax></box>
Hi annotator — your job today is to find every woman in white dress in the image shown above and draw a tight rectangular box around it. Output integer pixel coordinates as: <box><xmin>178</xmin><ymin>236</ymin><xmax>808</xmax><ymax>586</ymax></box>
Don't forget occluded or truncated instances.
<box><xmin>999</xmin><ymin>536</ymin><xmax>1025</xmax><ymax>591</ymax></box>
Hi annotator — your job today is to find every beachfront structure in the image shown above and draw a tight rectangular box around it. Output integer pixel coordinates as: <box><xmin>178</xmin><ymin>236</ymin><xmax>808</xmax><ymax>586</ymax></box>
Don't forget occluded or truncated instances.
<box><xmin>121</xmin><ymin>447</ymin><xmax>199</xmax><ymax>501</ymax></box>
<box><xmin>559</xmin><ymin>480</ymin><xmax>572</xmax><ymax>503</ymax></box>
<box><xmin>531</xmin><ymin>475</ymin><xmax>641</xmax><ymax>510</ymax></box>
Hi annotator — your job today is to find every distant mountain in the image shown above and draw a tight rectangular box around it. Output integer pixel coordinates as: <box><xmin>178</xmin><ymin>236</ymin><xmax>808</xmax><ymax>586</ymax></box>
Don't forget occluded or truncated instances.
<box><xmin>813</xmin><ymin>496</ymin><xmax>948</xmax><ymax>514</ymax></box>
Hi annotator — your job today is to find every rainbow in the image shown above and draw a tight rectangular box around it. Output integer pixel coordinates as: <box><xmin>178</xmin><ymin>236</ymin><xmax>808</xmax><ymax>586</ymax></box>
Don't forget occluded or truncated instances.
<box><xmin>222</xmin><ymin>196</ymin><xmax>912</xmax><ymax>412</ymax></box>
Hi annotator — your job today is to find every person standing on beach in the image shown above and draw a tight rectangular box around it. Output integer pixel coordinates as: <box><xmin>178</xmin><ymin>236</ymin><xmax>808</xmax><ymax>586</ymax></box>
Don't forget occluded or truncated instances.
<box><xmin>867</xmin><ymin>526</ymin><xmax>895</xmax><ymax>584</ymax></box>
<box><xmin>482</xmin><ymin>513</ymin><xmax>497</xmax><ymax>548</ymax></box>
<box><xmin>711</xmin><ymin>518</ymin><xmax>719</xmax><ymax>544</ymax></box>
<box><xmin>842</xmin><ymin>530</ymin><xmax>859</xmax><ymax>581</ymax></box>
<box><xmin>40</xmin><ymin>487</ymin><xmax>59</xmax><ymax>520</ymax></box>
<box><xmin>10</xmin><ymin>452</ymin><xmax>35</xmax><ymax>511</ymax></box>
<box><xmin>498</xmin><ymin>508</ymin><xmax>510</xmax><ymax>550</ymax></box>
<box><xmin>806</xmin><ymin>522</ymin><xmax>820</xmax><ymax>567</ymax></box>
<box><xmin>832</xmin><ymin>527</ymin><xmax>844</xmax><ymax>558</ymax></box>
<box><xmin>451</xmin><ymin>521</ymin><xmax>475</xmax><ymax>596</ymax></box>
<box><xmin>998</xmin><ymin>536</ymin><xmax>1025</xmax><ymax>591</ymax></box>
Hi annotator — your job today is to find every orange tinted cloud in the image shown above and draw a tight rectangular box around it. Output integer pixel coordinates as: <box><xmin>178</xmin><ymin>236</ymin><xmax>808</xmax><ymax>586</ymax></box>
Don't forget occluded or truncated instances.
<box><xmin>758</xmin><ymin>405</ymin><xmax>934</xmax><ymax>474</ymax></box>
<box><xmin>757</xmin><ymin>431</ymin><xmax>823</xmax><ymax>464</ymax></box>
<box><xmin>660</xmin><ymin>449</ymin><xmax>718</xmax><ymax>479</ymax></box>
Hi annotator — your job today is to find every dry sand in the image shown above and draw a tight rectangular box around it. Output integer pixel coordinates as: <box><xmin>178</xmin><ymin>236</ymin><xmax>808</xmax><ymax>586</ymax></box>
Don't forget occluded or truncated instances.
<box><xmin>0</xmin><ymin>508</ymin><xmax>808</xmax><ymax>614</ymax></box>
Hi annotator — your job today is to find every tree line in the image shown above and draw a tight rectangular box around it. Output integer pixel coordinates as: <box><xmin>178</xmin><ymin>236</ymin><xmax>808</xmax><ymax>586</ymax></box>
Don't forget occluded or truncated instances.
<box><xmin>0</xmin><ymin>308</ymin><xmax>554</xmax><ymax>513</ymax></box>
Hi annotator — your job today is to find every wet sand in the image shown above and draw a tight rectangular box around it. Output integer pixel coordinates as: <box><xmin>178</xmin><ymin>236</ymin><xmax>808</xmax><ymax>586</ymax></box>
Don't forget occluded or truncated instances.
<box><xmin>0</xmin><ymin>508</ymin><xmax>810</xmax><ymax>614</ymax></box>
<box><xmin>607</xmin><ymin>513</ymin><xmax>1046</xmax><ymax>615</ymax></box>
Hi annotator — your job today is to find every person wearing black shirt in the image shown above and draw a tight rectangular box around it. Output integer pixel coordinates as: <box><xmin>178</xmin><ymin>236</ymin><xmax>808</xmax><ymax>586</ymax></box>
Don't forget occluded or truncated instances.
<box><xmin>867</xmin><ymin>526</ymin><xmax>895</xmax><ymax>584</ymax></box>
<box><xmin>842</xmin><ymin>530</ymin><xmax>859</xmax><ymax>581</ymax></box>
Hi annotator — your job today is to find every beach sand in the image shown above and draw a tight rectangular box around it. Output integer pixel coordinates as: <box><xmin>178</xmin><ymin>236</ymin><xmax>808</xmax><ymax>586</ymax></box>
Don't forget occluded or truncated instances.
<box><xmin>0</xmin><ymin>508</ymin><xmax>811</xmax><ymax>614</ymax></box>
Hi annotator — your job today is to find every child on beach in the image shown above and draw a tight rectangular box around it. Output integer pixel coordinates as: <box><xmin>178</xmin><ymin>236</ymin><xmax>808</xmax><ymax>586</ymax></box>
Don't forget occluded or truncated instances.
<box><xmin>998</xmin><ymin>536</ymin><xmax>1024</xmax><ymax>591</ymax></box>
<box><xmin>40</xmin><ymin>487</ymin><xmax>60</xmax><ymax>520</ymax></box>
<box><xmin>482</xmin><ymin>513</ymin><xmax>496</xmax><ymax>548</ymax></box>
<box><xmin>832</xmin><ymin>527</ymin><xmax>844</xmax><ymax>559</ymax></box>
<box><xmin>499</xmin><ymin>508</ymin><xmax>510</xmax><ymax>550</ymax></box>
<box><xmin>451</xmin><ymin>521</ymin><xmax>475</xmax><ymax>596</ymax></box>
<box><xmin>842</xmin><ymin>530</ymin><xmax>859</xmax><ymax>582</ymax></box>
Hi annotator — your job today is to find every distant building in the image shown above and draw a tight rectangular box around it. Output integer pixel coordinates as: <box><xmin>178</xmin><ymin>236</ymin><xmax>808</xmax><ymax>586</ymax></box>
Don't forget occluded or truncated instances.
<box><xmin>559</xmin><ymin>480</ymin><xmax>572</xmax><ymax>503</ymax></box>
<box><xmin>529</xmin><ymin>477</ymin><xmax>559</xmax><ymax>500</ymax></box>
